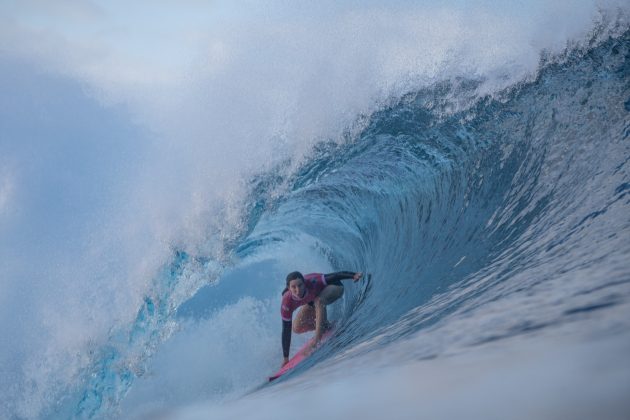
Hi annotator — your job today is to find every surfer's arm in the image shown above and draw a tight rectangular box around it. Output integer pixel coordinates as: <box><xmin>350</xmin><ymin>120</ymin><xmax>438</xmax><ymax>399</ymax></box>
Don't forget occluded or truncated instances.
<box><xmin>324</xmin><ymin>271</ymin><xmax>363</xmax><ymax>282</ymax></box>
<box><xmin>282</xmin><ymin>320</ymin><xmax>292</xmax><ymax>364</ymax></box>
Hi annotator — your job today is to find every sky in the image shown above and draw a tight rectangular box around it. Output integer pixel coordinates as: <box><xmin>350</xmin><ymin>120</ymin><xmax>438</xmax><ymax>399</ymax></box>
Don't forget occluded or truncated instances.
<box><xmin>1</xmin><ymin>0</ymin><xmax>222</xmax><ymax>86</ymax></box>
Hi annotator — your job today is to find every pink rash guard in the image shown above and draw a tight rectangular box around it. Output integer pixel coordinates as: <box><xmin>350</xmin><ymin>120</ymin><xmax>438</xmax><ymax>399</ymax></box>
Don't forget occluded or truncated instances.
<box><xmin>280</xmin><ymin>273</ymin><xmax>327</xmax><ymax>321</ymax></box>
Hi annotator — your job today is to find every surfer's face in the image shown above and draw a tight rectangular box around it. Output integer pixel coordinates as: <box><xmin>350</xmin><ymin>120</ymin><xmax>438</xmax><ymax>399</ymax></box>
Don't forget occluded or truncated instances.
<box><xmin>289</xmin><ymin>278</ymin><xmax>305</xmax><ymax>299</ymax></box>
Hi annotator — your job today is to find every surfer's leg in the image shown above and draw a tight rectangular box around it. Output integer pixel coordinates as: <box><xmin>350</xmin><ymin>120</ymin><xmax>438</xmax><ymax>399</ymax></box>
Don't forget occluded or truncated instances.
<box><xmin>319</xmin><ymin>283</ymin><xmax>344</xmax><ymax>305</ymax></box>
<box><xmin>317</xmin><ymin>283</ymin><xmax>344</xmax><ymax>328</ymax></box>
<box><xmin>292</xmin><ymin>304</ymin><xmax>316</xmax><ymax>333</ymax></box>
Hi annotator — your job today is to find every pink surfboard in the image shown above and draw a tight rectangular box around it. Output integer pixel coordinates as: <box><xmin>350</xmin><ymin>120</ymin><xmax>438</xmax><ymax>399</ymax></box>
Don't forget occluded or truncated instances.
<box><xmin>268</xmin><ymin>328</ymin><xmax>335</xmax><ymax>382</ymax></box>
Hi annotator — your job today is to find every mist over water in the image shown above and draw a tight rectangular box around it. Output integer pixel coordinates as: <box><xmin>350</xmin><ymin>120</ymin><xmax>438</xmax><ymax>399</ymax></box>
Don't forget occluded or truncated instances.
<box><xmin>0</xmin><ymin>1</ymin><xmax>629</xmax><ymax>419</ymax></box>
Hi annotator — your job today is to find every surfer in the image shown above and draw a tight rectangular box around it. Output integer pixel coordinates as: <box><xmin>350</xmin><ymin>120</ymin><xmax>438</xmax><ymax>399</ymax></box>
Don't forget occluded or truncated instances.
<box><xmin>280</xmin><ymin>271</ymin><xmax>362</xmax><ymax>367</ymax></box>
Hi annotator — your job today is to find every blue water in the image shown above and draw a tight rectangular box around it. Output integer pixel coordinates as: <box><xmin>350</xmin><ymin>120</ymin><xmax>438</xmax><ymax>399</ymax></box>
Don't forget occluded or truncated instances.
<box><xmin>118</xmin><ymin>31</ymin><xmax>630</xmax><ymax>419</ymax></box>
<box><xmin>1</xmin><ymin>6</ymin><xmax>629</xmax><ymax>420</ymax></box>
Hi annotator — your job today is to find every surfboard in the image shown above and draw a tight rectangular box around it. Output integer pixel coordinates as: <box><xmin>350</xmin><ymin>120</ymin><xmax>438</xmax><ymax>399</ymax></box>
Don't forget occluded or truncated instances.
<box><xmin>268</xmin><ymin>327</ymin><xmax>335</xmax><ymax>382</ymax></box>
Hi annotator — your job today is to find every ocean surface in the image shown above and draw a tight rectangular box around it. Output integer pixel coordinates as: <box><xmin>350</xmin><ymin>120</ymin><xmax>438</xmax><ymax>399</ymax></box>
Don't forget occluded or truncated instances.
<box><xmin>1</xmin><ymin>2</ymin><xmax>629</xmax><ymax>419</ymax></box>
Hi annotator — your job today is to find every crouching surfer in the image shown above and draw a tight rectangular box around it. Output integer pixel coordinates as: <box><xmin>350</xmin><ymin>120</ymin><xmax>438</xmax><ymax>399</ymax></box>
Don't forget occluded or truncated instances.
<box><xmin>280</xmin><ymin>271</ymin><xmax>363</xmax><ymax>367</ymax></box>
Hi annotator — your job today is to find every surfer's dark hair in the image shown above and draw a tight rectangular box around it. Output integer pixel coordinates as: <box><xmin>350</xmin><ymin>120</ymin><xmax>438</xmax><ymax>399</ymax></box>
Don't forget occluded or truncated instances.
<box><xmin>282</xmin><ymin>271</ymin><xmax>304</xmax><ymax>295</ymax></box>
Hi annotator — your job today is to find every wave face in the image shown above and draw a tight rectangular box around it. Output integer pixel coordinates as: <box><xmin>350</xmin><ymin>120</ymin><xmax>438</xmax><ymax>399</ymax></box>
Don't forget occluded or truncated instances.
<box><xmin>118</xmin><ymin>31</ymin><xmax>629</xmax><ymax>419</ymax></box>
<box><xmin>1</xmin><ymin>7</ymin><xmax>629</xmax><ymax>420</ymax></box>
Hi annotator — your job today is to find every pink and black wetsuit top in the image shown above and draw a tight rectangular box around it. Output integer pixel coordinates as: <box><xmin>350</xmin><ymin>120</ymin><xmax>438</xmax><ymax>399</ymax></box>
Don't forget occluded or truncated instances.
<box><xmin>280</xmin><ymin>273</ymin><xmax>327</xmax><ymax>321</ymax></box>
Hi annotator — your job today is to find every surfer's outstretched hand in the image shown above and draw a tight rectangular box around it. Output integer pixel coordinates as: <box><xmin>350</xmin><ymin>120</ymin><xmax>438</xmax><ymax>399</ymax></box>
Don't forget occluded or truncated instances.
<box><xmin>353</xmin><ymin>272</ymin><xmax>363</xmax><ymax>282</ymax></box>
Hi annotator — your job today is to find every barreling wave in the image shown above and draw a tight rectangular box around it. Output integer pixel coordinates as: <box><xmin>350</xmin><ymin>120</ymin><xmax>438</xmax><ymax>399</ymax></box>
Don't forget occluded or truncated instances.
<box><xmin>238</xmin><ymin>29</ymin><xmax>630</xmax><ymax>356</ymax></box>
<box><xmin>59</xmin><ymin>29</ymin><xmax>630</xmax><ymax>419</ymax></box>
